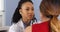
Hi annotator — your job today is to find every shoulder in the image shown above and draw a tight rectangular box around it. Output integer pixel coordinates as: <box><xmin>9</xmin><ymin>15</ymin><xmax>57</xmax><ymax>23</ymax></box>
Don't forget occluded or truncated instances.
<box><xmin>8</xmin><ymin>24</ymin><xmax>20</xmax><ymax>32</ymax></box>
<box><xmin>32</xmin><ymin>21</ymin><xmax>49</xmax><ymax>32</ymax></box>
<box><xmin>9</xmin><ymin>24</ymin><xmax>18</xmax><ymax>29</ymax></box>
<box><xmin>8</xmin><ymin>21</ymin><xmax>24</xmax><ymax>32</ymax></box>
<box><xmin>32</xmin><ymin>21</ymin><xmax>49</xmax><ymax>27</ymax></box>
<box><xmin>8</xmin><ymin>24</ymin><xmax>17</xmax><ymax>32</ymax></box>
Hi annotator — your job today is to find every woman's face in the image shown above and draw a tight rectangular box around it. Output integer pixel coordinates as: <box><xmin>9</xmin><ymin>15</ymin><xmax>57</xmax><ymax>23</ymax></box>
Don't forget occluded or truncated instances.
<box><xmin>19</xmin><ymin>2</ymin><xmax>34</xmax><ymax>20</ymax></box>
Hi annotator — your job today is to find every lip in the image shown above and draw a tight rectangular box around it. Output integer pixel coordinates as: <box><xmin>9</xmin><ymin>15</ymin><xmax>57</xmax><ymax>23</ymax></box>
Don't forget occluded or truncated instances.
<box><xmin>28</xmin><ymin>15</ymin><xmax>33</xmax><ymax>17</ymax></box>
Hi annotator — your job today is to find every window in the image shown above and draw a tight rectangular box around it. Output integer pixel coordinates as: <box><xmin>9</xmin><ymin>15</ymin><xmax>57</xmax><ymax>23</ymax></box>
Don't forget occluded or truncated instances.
<box><xmin>0</xmin><ymin>0</ymin><xmax>5</xmax><ymax>27</ymax></box>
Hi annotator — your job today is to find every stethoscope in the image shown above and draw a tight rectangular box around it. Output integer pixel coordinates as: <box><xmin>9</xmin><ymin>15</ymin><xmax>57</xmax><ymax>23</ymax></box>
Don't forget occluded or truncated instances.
<box><xmin>32</xmin><ymin>17</ymin><xmax>37</xmax><ymax>24</ymax></box>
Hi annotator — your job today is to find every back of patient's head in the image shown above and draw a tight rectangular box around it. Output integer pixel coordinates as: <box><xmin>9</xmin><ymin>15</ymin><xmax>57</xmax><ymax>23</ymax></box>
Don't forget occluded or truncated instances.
<box><xmin>40</xmin><ymin>0</ymin><xmax>60</xmax><ymax>20</ymax></box>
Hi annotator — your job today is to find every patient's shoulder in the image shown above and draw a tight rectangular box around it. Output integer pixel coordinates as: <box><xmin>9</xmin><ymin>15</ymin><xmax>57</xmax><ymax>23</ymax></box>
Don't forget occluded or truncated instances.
<box><xmin>32</xmin><ymin>21</ymin><xmax>49</xmax><ymax>32</ymax></box>
<box><xmin>32</xmin><ymin>21</ymin><xmax>49</xmax><ymax>30</ymax></box>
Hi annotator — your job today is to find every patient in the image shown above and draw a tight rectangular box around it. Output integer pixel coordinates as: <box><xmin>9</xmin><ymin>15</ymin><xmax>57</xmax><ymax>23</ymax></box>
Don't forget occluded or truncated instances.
<box><xmin>33</xmin><ymin>0</ymin><xmax>60</xmax><ymax>32</ymax></box>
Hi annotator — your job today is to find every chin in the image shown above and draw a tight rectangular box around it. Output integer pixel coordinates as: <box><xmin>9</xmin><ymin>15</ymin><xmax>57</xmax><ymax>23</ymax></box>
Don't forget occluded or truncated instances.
<box><xmin>28</xmin><ymin>18</ymin><xmax>32</xmax><ymax>20</ymax></box>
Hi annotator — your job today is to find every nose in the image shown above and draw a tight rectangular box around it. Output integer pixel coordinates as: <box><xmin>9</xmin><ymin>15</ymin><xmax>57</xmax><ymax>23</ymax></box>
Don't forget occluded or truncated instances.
<box><xmin>28</xmin><ymin>10</ymin><xmax>34</xmax><ymax>14</ymax></box>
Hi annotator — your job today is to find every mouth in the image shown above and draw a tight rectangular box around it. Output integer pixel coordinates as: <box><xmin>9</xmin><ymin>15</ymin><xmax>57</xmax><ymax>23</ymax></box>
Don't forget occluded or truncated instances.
<box><xmin>29</xmin><ymin>15</ymin><xmax>33</xmax><ymax>17</ymax></box>
<box><xmin>28</xmin><ymin>14</ymin><xmax>33</xmax><ymax>19</ymax></box>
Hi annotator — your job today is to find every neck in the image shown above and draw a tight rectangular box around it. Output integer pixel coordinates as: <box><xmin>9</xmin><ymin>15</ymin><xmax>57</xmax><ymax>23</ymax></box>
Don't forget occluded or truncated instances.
<box><xmin>22</xmin><ymin>18</ymin><xmax>31</xmax><ymax>25</ymax></box>
<box><xmin>41</xmin><ymin>17</ymin><xmax>50</xmax><ymax>22</ymax></box>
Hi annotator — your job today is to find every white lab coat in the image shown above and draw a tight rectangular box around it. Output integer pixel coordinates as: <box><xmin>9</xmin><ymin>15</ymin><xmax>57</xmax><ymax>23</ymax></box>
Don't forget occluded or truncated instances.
<box><xmin>8</xmin><ymin>19</ymin><xmax>37</xmax><ymax>32</ymax></box>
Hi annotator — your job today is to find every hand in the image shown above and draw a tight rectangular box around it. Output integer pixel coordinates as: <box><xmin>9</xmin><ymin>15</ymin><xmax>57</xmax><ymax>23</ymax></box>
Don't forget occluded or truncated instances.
<box><xmin>24</xmin><ymin>26</ymin><xmax>32</xmax><ymax>32</ymax></box>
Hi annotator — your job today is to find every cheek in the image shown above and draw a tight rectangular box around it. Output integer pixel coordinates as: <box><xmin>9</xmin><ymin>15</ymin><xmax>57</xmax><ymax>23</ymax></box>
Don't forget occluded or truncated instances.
<box><xmin>40</xmin><ymin>13</ymin><xmax>44</xmax><ymax>19</ymax></box>
<box><xmin>22</xmin><ymin>11</ymin><xmax>28</xmax><ymax>17</ymax></box>
<box><xmin>40</xmin><ymin>13</ymin><xmax>43</xmax><ymax>17</ymax></box>
<box><xmin>32</xmin><ymin>12</ymin><xmax>34</xmax><ymax>15</ymax></box>
<box><xmin>23</xmin><ymin>13</ymin><xmax>27</xmax><ymax>16</ymax></box>
<box><xmin>21</xmin><ymin>11</ymin><xmax>34</xmax><ymax>19</ymax></box>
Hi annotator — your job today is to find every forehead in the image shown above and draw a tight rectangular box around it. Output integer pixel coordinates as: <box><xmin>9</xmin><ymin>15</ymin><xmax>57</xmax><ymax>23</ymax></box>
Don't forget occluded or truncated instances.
<box><xmin>21</xmin><ymin>2</ymin><xmax>33</xmax><ymax>8</ymax></box>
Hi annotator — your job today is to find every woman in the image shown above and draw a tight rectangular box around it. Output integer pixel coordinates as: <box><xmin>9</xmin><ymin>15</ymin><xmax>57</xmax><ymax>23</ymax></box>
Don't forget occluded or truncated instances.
<box><xmin>8</xmin><ymin>0</ymin><xmax>37</xmax><ymax>32</ymax></box>
<box><xmin>32</xmin><ymin>0</ymin><xmax>60</xmax><ymax>32</ymax></box>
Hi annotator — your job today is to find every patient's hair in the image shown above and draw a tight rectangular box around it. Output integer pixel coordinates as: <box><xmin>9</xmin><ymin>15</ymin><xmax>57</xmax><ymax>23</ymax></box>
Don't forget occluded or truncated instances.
<box><xmin>40</xmin><ymin>0</ymin><xmax>60</xmax><ymax>20</ymax></box>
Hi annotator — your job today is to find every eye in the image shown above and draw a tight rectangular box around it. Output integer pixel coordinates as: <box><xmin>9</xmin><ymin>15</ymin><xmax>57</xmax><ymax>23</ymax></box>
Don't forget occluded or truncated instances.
<box><xmin>32</xmin><ymin>8</ymin><xmax>34</xmax><ymax>11</ymax></box>
<box><xmin>26</xmin><ymin>8</ymin><xmax>29</xmax><ymax>11</ymax></box>
<box><xmin>25</xmin><ymin>8</ymin><xmax>30</xmax><ymax>11</ymax></box>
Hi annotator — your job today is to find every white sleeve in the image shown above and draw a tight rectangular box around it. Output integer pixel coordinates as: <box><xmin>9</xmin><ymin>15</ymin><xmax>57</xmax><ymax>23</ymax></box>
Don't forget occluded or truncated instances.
<box><xmin>8</xmin><ymin>24</ymin><xmax>18</xmax><ymax>32</ymax></box>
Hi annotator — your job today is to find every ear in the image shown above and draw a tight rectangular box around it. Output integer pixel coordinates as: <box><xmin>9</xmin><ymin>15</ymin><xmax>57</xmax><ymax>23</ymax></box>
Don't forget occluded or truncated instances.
<box><xmin>19</xmin><ymin>9</ymin><xmax>22</xmax><ymax>14</ymax></box>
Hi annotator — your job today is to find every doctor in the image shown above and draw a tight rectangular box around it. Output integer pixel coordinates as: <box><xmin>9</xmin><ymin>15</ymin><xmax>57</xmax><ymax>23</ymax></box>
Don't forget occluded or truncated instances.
<box><xmin>8</xmin><ymin>0</ymin><xmax>37</xmax><ymax>32</ymax></box>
